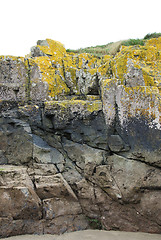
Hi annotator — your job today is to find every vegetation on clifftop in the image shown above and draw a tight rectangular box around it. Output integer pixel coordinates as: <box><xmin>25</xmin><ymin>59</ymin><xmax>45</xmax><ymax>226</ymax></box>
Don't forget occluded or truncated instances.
<box><xmin>1</xmin><ymin>33</ymin><xmax>161</xmax><ymax>102</ymax></box>
<box><xmin>66</xmin><ymin>32</ymin><xmax>161</xmax><ymax>57</ymax></box>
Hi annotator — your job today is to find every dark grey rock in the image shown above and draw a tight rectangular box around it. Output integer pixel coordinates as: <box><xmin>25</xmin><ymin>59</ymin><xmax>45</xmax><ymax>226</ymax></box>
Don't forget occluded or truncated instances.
<box><xmin>108</xmin><ymin>135</ymin><xmax>124</xmax><ymax>152</ymax></box>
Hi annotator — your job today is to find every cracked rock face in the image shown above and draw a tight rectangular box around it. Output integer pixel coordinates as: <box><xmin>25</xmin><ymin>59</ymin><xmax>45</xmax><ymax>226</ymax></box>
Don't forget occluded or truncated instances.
<box><xmin>0</xmin><ymin>38</ymin><xmax>161</xmax><ymax>237</ymax></box>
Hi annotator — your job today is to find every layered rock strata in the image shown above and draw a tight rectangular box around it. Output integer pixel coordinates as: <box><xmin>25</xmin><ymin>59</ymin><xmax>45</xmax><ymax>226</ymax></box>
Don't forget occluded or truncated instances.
<box><xmin>0</xmin><ymin>38</ymin><xmax>161</xmax><ymax>237</ymax></box>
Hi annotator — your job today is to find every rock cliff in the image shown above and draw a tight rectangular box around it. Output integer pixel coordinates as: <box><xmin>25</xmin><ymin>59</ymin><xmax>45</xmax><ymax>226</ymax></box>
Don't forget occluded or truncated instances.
<box><xmin>0</xmin><ymin>38</ymin><xmax>161</xmax><ymax>237</ymax></box>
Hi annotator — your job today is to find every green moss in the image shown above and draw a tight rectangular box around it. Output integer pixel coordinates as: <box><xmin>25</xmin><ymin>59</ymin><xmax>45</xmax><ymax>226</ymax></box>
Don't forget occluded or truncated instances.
<box><xmin>87</xmin><ymin>217</ymin><xmax>103</xmax><ymax>230</ymax></box>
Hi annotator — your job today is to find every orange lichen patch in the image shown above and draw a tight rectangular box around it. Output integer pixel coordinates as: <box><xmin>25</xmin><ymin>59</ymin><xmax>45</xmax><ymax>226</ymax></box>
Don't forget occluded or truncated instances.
<box><xmin>50</xmin><ymin>55</ymin><xmax>64</xmax><ymax>67</ymax></box>
<box><xmin>36</xmin><ymin>45</ymin><xmax>52</xmax><ymax>56</ymax></box>
<box><xmin>87</xmin><ymin>56</ymin><xmax>98</xmax><ymax>68</ymax></box>
<box><xmin>86</xmin><ymin>95</ymin><xmax>100</xmax><ymax>100</ymax></box>
<box><xmin>86</xmin><ymin>100</ymin><xmax>102</xmax><ymax>112</ymax></box>
<box><xmin>142</xmin><ymin>69</ymin><xmax>155</xmax><ymax>86</ymax></box>
<box><xmin>98</xmin><ymin>60</ymin><xmax>112</xmax><ymax>79</ymax></box>
<box><xmin>88</xmin><ymin>68</ymin><xmax>97</xmax><ymax>76</ymax></box>
<box><xmin>77</xmin><ymin>53</ymin><xmax>89</xmax><ymax>68</ymax></box>
<box><xmin>113</xmin><ymin>50</ymin><xmax>128</xmax><ymax>82</ymax></box>
<box><xmin>63</xmin><ymin>54</ymin><xmax>78</xmax><ymax>69</ymax></box>
<box><xmin>112</xmin><ymin>39</ymin><xmax>161</xmax><ymax>88</ymax></box>
<box><xmin>62</xmin><ymin>54</ymin><xmax>80</xmax><ymax>94</ymax></box>
<box><xmin>145</xmin><ymin>37</ymin><xmax>161</xmax><ymax>50</ymax></box>
<box><xmin>144</xmin><ymin>46</ymin><xmax>158</xmax><ymax>61</ymax></box>
<box><xmin>101</xmin><ymin>78</ymin><xmax>116</xmax><ymax>89</ymax></box>
<box><xmin>124</xmin><ymin>86</ymin><xmax>159</xmax><ymax>96</ymax></box>
<box><xmin>46</xmin><ymin>39</ymin><xmax>66</xmax><ymax>56</ymax></box>
<box><xmin>36</xmin><ymin>39</ymin><xmax>66</xmax><ymax>58</ymax></box>
<box><xmin>102</xmin><ymin>55</ymin><xmax>112</xmax><ymax>62</ymax></box>
<box><xmin>77</xmin><ymin>53</ymin><xmax>101</xmax><ymax>69</ymax></box>
<box><xmin>32</xmin><ymin>56</ymin><xmax>70</xmax><ymax>99</ymax></box>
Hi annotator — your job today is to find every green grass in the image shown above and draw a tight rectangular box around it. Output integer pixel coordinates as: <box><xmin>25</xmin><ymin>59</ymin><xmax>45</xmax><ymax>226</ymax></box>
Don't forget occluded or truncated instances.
<box><xmin>66</xmin><ymin>40</ymin><xmax>124</xmax><ymax>57</ymax></box>
<box><xmin>122</xmin><ymin>39</ymin><xmax>145</xmax><ymax>46</ymax></box>
<box><xmin>66</xmin><ymin>33</ymin><xmax>161</xmax><ymax>57</ymax></box>
<box><xmin>144</xmin><ymin>32</ymin><xmax>161</xmax><ymax>40</ymax></box>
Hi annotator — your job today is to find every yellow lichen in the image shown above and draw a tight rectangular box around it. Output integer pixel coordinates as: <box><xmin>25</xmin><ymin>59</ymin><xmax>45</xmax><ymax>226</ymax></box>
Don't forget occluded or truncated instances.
<box><xmin>45</xmin><ymin>99</ymin><xmax>102</xmax><ymax>113</ymax></box>
<box><xmin>0</xmin><ymin>55</ymin><xmax>25</xmax><ymax>62</ymax></box>
<box><xmin>98</xmin><ymin>60</ymin><xmax>111</xmax><ymax>78</ymax></box>
<box><xmin>1</xmin><ymin>37</ymin><xmax>161</xmax><ymax>105</ymax></box>
<box><xmin>36</xmin><ymin>39</ymin><xmax>66</xmax><ymax>57</ymax></box>
<box><xmin>112</xmin><ymin>38</ymin><xmax>161</xmax><ymax>88</ymax></box>
<box><xmin>86</xmin><ymin>100</ymin><xmax>102</xmax><ymax>112</ymax></box>
<box><xmin>86</xmin><ymin>95</ymin><xmax>100</xmax><ymax>100</ymax></box>
<box><xmin>32</xmin><ymin>56</ymin><xmax>70</xmax><ymax>99</ymax></box>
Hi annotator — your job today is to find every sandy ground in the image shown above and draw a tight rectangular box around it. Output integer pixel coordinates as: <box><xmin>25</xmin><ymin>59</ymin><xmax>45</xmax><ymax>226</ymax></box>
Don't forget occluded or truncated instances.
<box><xmin>2</xmin><ymin>230</ymin><xmax>161</xmax><ymax>240</ymax></box>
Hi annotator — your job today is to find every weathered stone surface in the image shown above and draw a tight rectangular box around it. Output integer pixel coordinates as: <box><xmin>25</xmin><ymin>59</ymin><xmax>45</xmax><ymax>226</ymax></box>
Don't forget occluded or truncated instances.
<box><xmin>0</xmin><ymin>56</ymin><xmax>27</xmax><ymax>102</ymax></box>
<box><xmin>43</xmin><ymin>215</ymin><xmax>89</xmax><ymax>234</ymax></box>
<box><xmin>115</xmin><ymin>86</ymin><xmax>161</xmax><ymax>167</ymax></box>
<box><xmin>101</xmin><ymin>201</ymin><xmax>161</xmax><ymax>233</ymax></box>
<box><xmin>43</xmin><ymin>197</ymin><xmax>82</xmax><ymax>219</ymax></box>
<box><xmin>62</xmin><ymin>138</ymin><xmax>105</xmax><ymax>174</ymax></box>
<box><xmin>0</xmin><ymin>118</ymin><xmax>33</xmax><ymax>165</ymax></box>
<box><xmin>33</xmin><ymin>134</ymin><xmax>65</xmax><ymax>171</ymax></box>
<box><xmin>0</xmin><ymin>37</ymin><xmax>161</xmax><ymax>237</ymax></box>
<box><xmin>28</xmin><ymin>163</ymin><xmax>58</xmax><ymax>176</ymax></box>
<box><xmin>0</xmin><ymin>218</ymin><xmax>43</xmax><ymax>238</ymax></box>
<box><xmin>28</xmin><ymin>60</ymin><xmax>49</xmax><ymax>102</ymax></box>
<box><xmin>105</xmin><ymin>154</ymin><xmax>161</xmax><ymax>202</ymax></box>
<box><xmin>124</xmin><ymin>59</ymin><xmax>145</xmax><ymax>87</ymax></box>
<box><xmin>0</xmin><ymin>165</ymin><xmax>34</xmax><ymax>189</ymax></box>
<box><xmin>0</xmin><ymin>187</ymin><xmax>42</xmax><ymax>220</ymax></box>
<box><xmin>101</xmin><ymin>79</ymin><xmax>161</xmax><ymax>167</ymax></box>
<box><xmin>61</xmin><ymin>157</ymin><xmax>83</xmax><ymax>185</ymax></box>
<box><xmin>34</xmin><ymin>173</ymin><xmax>77</xmax><ymax>200</ymax></box>
<box><xmin>75</xmin><ymin>179</ymin><xmax>101</xmax><ymax>219</ymax></box>
<box><xmin>135</xmin><ymin>190</ymin><xmax>161</xmax><ymax>226</ymax></box>
<box><xmin>43</xmin><ymin>100</ymin><xmax>109</xmax><ymax>150</ymax></box>
<box><xmin>108</xmin><ymin>135</ymin><xmax>129</xmax><ymax>152</ymax></box>
<box><xmin>76</xmin><ymin>68</ymin><xmax>99</xmax><ymax>95</ymax></box>
<box><xmin>30</xmin><ymin>46</ymin><xmax>46</xmax><ymax>57</ymax></box>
